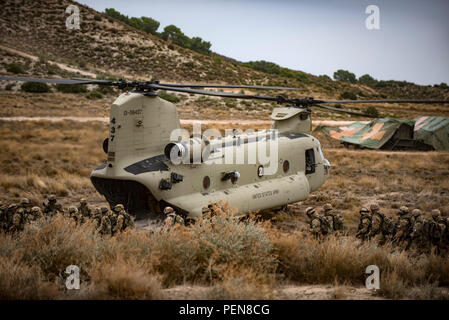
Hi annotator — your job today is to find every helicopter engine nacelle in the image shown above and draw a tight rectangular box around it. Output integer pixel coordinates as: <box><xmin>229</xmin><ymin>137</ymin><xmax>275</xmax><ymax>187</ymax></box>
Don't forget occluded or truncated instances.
<box><xmin>164</xmin><ymin>137</ymin><xmax>211</xmax><ymax>165</ymax></box>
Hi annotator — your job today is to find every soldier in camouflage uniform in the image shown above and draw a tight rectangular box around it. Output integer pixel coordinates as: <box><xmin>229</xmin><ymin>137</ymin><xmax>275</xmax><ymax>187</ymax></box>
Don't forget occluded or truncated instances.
<box><xmin>92</xmin><ymin>207</ymin><xmax>102</xmax><ymax>229</ymax></box>
<box><xmin>356</xmin><ymin>207</ymin><xmax>372</xmax><ymax>241</ymax></box>
<box><xmin>393</xmin><ymin>206</ymin><xmax>412</xmax><ymax>250</ymax></box>
<box><xmin>321</xmin><ymin>203</ymin><xmax>335</xmax><ymax>235</ymax></box>
<box><xmin>123</xmin><ymin>210</ymin><xmax>134</xmax><ymax>230</ymax></box>
<box><xmin>367</xmin><ymin>203</ymin><xmax>396</xmax><ymax>245</ymax></box>
<box><xmin>4</xmin><ymin>204</ymin><xmax>17</xmax><ymax>232</ymax></box>
<box><xmin>68</xmin><ymin>206</ymin><xmax>82</xmax><ymax>224</ymax></box>
<box><xmin>78</xmin><ymin>198</ymin><xmax>91</xmax><ymax>224</ymax></box>
<box><xmin>18</xmin><ymin>198</ymin><xmax>32</xmax><ymax>219</ymax></box>
<box><xmin>99</xmin><ymin>206</ymin><xmax>112</xmax><ymax>235</ymax></box>
<box><xmin>306</xmin><ymin>207</ymin><xmax>322</xmax><ymax>239</ymax></box>
<box><xmin>163</xmin><ymin>206</ymin><xmax>184</xmax><ymax>227</ymax></box>
<box><xmin>114</xmin><ymin>204</ymin><xmax>134</xmax><ymax>230</ymax></box>
<box><xmin>43</xmin><ymin>195</ymin><xmax>62</xmax><ymax>216</ymax></box>
<box><xmin>325</xmin><ymin>203</ymin><xmax>345</xmax><ymax>234</ymax></box>
<box><xmin>112</xmin><ymin>204</ymin><xmax>125</xmax><ymax>235</ymax></box>
<box><xmin>367</xmin><ymin>204</ymin><xmax>384</xmax><ymax>243</ymax></box>
<box><xmin>429</xmin><ymin>209</ymin><xmax>446</xmax><ymax>254</ymax></box>
<box><xmin>29</xmin><ymin>206</ymin><xmax>43</xmax><ymax>222</ymax></box>
<box><xmin>409</xmin><ymin>209</ymin><xmax>427</xmax><ymax>253</ymax></box>
<box><xmin>108</xmin><ymin>207</ymin><xmax>118</xmax><ymax>234</ymax></box>
<box><xmin>9</xmin><ymin>207</ymin><xmax>25</xmax><ymax>233</ymax></box>
<box><xmin>0</xmin><ymin>201</ymin><xmax>6</xmax><ymax>231</ymax></box>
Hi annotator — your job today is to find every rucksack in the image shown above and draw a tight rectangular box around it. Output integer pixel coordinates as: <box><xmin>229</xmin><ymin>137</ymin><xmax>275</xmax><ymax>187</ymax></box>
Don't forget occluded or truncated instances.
<box><xmin>421</xmin><ymin>219</ymin><xmax>431</xmax><ymax>242</ymax></box>
<box><xmin>357</xmin><ymin>216</ymin><xmax>371</xmax><ymax>233</ymax></box>
<box><xmin>319</xmin><ymin>216</ymin><xmax>332</xmax><ymax>235</ymax></box>
<box><xmin>332</xmin><ymin>214</ymin><xmax>344</xmax><ymax>231</ymax></box>
<box><xmin>382</xmin><ymin>215</ymin><xmax>396</xmax><ymax>236</ymax></box>
<box><xmin>429</xmin><ymin>220</ymin><xmax>444</xmax><ymax>240</ymax></box>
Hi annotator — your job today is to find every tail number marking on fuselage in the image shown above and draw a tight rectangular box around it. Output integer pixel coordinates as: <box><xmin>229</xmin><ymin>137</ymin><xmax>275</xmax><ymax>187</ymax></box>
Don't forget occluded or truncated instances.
<box><xmin>252</xmin><ymin>189</ymin><xmax>279</xmax><ymax>200</ymax></box>
<box><xmin>123</xmin><ymin>109</ymin><xmax>142</xmax><ymax>116</ymax></box>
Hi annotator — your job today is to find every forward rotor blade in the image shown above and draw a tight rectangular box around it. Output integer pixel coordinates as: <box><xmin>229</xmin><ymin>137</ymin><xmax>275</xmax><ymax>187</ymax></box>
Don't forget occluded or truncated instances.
<box><xmin>312</xmin><ymin>104</ymin><xmax>376</xmax><ymax>118</ymax></box>
<box><xmin>148</xmin><ymin>83</ymin><xmax>280</xmax><ymax>102</ymax></box>
<box><xmin>0</xmin><ymin>76</ymin><xmax>113</xmax><ymax>85</ymax></box>
<box><xmin>158</xmin><ymin>83</ymin><xmax>298</xmax><ymax>90</ymax></box>
<box><xmin>316</xmin><ymin>99</ymin><xmax>449</xmax><ymax>104</ymax></box>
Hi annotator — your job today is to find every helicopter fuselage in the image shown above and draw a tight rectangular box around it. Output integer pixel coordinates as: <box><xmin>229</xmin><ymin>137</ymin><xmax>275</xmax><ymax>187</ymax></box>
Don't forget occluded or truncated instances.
<box><xmin>90</xmin><ymin>92</ymin><xmax>330</xmax><ymax>218</ymax></box>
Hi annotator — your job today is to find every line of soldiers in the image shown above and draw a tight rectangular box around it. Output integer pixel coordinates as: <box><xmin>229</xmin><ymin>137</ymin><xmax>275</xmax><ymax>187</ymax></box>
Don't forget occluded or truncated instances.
<box><xmin>0</xmin><ymin>198</ymin><xmax>43</xmax><ymax>233</ymax></box>
<box><xmin>355</xmin><ymin>204</ymin><xmax>448</xmax><ymax>253</ymax></box>
<box><xmin>305</xmin><ymin>203</ymin><xmax>345</xmax><ymax>238</ymax></box>
<box><xmin>0</xmin><ymin>196</ymin><xmax>134</xmax><ymax>236</ymax></box>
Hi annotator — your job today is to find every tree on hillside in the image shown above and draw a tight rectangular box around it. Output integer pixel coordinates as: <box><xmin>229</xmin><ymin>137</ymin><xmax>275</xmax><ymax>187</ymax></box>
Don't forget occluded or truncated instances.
<box><xmin>358</xmin><ymin>74</ymin><xmax>377</xmax><ymax>85</ymax></box>
<box><xmin>140</xmin><ymin>17</ymin><xmax>160</xmax><ymax>35</ymax></box>
<box><xmin>190</xmin><ymin>37</ymin><xmax>211</xmax><ymax>55</ymax></box>
<box><xmin>242</xmin><ymin>61</ymin><xmax>281</xmax><ymax>75</ymax></box>
<box><xmin>161</xmin><ymin>25</ymin><xmax>191</xmax><ymax>48</ymax></box>
<box><xmin>105</xmin><ymin>8</ymin><xmax>129</xmax><ymax>24</ymax></box>
<box><xmin>333</xmin><ymin>69</ymin><xmax>357</xmax><ymax>83</ymax></box>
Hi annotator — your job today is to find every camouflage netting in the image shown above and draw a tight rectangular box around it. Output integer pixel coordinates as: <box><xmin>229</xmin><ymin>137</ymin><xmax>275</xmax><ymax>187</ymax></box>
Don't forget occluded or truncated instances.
<box><xmin>314</xmin><ymin>117</ymin><xmax>449</xmax><ymax>150</ymax></box>
<box><xmin>413</xmin><ymin>117</ymin><xmax>449</xmax><ymax>151</ymax></box>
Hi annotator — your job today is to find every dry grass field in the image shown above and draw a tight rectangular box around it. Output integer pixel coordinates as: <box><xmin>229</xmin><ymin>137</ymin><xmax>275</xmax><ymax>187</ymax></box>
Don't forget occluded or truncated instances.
<box><xmin>1</xmin><ymin>118</ymin><xmax>448</xmax><ymax>300</ymax></box>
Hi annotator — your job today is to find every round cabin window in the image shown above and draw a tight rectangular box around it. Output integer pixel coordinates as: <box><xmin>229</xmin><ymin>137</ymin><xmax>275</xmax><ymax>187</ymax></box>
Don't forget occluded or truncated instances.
<box><xmin>257</xmin><ymin>165</ymin><xmax>264</xmax><ymax>178</ymax></box>
<box><xmin>283</xmin><ymin>160</ymin><xmax>290</xmax><ymax>173</ymax></box>
<box><xmin>203</xmin><ymin>176</ymin><xmax>210</xmax><ymax>190</ymax></box>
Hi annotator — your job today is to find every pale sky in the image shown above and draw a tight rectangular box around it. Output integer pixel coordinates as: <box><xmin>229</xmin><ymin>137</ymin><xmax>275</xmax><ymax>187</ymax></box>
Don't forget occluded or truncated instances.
<box><xmin>78</xmin><ymin>0</ymin><xmax>449</xmax><ymax>85</ymax></box>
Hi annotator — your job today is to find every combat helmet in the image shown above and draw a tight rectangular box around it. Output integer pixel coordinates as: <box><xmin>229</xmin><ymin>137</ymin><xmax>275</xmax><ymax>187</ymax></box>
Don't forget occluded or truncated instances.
<box><xmin>370</xmin><ymin>203</ymin><xmax>379</xmax><ymax>212</ymax></box>
<box><xmin>20</xmin><ymin>198</ymin><xmax>30</xmax><ymax>206</ymax></box>
<box><xmin>412</xmin><ymin>209</ymin><xmax>422</xmax><ymax>217</ymax></box>
<box><xmin>80</xmin><ymin>198</ymin><xmax>87</xmax><ymax>205</ymax></box>
<box><xmin>323</xmin><ymin>203</ymin><xmax>333</xmax><ymax>212</ymax></box>
<box><xmin>359</xmin><ymin>207</ymin><xmax>370</xmax><ymax>216</ymax></box>
<box><xmin>31</xmin><ymin>206</ymin><xmax>41</xmax><ymax>213</ymax></box>
<box><xmin>164</xmin><ymin>207</ymin><xmax>174</xmax><ymax>214</ymax></box>
<box><xmin>398</xmin><ymin>206</ymin><xmax>409</xmax><ymax>215</ymax></box>
<box><xmin>305</xmin><ymin>207</ymin><xmax>316</xmax><ymax>217</ymax></box>
<box><xmin>68</xmin><ymin>206</ymin><xmax>78</xmax><ymax>214</ymax></box>
<box><xmin>48</xmin><ymin>195</ymin><xmax>56</xmax><ymax>203</ymax></box>
<box><xmin>100</xmin><ymin>206</ymin><xmax>109</xmax><ymax>214</ymax></box>
<box><xmin>431</xmin><ymin>209</ymin><xmax>441</xmax><ymax>220</ymax></box>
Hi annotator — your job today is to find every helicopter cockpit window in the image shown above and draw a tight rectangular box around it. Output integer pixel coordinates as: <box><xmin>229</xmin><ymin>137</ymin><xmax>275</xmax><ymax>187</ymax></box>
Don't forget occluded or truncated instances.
<box><xmin>305</xmin><ymin>148</ymin><xmax>315</xmax><ymax>175</ymax></box>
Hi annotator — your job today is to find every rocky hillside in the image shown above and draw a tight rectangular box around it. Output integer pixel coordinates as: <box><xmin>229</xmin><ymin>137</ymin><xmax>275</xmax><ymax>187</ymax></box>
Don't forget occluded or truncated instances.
<box><xmin>0</xmin><ymin>0</ymin><xmax>448</xmax><ymax>105</ymax></box>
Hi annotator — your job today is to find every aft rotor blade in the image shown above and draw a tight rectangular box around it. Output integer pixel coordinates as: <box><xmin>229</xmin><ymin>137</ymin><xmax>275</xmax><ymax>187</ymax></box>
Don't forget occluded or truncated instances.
<box><xmin>0</xmin><ymin>76</ymin><xmax>113</xmax><ymax>85</ymax></box>
<box><xmin>316</xmin><ymin>99</ymin><xmax>449</xmax><ymax>104</ymax></box>
<box><xmin>148</xmin><ymin>83</ymin><xmax>280</xmax><ymax>102</ymax></box>
<box><xmin>312</xmin><ymin>104</ymin><xmax>376</xmax><ymax>118</ymax></box>
<box><xmin>158</xmin><ymin>83</ymin><xmax>299</xmax><ymax>90</ymax></box>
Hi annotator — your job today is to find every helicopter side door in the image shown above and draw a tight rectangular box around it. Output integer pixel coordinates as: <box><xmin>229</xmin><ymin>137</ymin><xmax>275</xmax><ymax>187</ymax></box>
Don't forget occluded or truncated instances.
<box><xmin>305</xmin><ymin>148</ymin><xmax>316</xmax><ymax>175</ymax></box>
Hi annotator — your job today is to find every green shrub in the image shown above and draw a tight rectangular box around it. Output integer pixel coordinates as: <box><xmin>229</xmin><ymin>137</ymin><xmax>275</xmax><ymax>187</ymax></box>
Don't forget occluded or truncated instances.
<box><xmin>365</xmin><ymin>106</ymin><xmax>380</xmax><ymax>117</ymax></box>
<box><xmin>6</xmin><ymin>63</ymin><xmax>25</xmax><ymax>74</ymax></box>
<box><xmin>339</xmin><ymin>91</ymin><xmax>357</xmax><ymax>100</ymax></box>
<box><xmin>333</xmin><ymin>69</ymin><xmax>357</xmax><ymax>83</ymax></box>
<box><xmin>86</xmin><ymin>91</ymin><xmax>104</xmax><ymax>100</ymax></box>
<box><xmin>21</xmin><ymin>82</ymin><xmax>50</xmax><ymax>93</ymax></box>
<box><xmin>55</xmin><ymin>84</ymin><xmax>87</xmax><ymax>93</ymax></box>
<box><xmin>158</xmin><ymin>91</ymin><xmax>180</xmax><ymax>103</ymax></box>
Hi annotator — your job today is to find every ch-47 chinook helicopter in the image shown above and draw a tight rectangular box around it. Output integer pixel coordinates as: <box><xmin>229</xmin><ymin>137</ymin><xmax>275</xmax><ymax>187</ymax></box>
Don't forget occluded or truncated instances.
<box><xmin>1</xmin><ymin>75</ymin><xmax>449</xmax><ymax>219</ymax></box>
